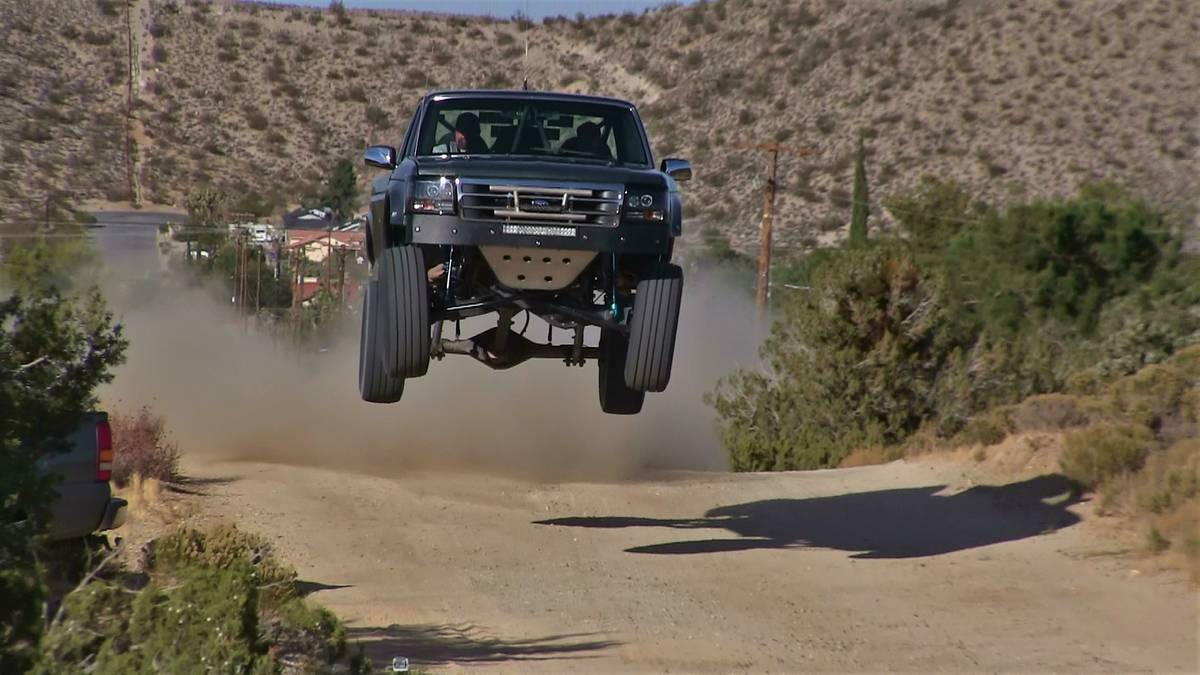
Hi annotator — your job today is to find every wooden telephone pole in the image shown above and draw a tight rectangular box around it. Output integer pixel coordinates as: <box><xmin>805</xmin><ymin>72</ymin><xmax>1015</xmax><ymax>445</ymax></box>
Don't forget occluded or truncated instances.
<box><xmin>733</xmin><ymin>142</ymin><xmax>817</xmax><ymax>314</ymax></box>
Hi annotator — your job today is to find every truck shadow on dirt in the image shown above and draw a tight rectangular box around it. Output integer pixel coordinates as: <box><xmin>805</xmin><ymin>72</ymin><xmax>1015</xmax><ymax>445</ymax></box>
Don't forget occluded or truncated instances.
<box><xmin>536</xmin><ymin>475</ymin><xmax>1082</xmax><ymax>558</ymax></box>
<box><xmin>294</xmin><ymin>579</ymin><xmax>353</xmax><ymax>598</ymax></box>
<box><xmin>163</xmin><ymin>475</ymin><xmax>237</xmax><ymax>496</ymax></box>
<box><xmin>348</xmin><ymin>623</ymin><xmax>619</xmax><ymax>668</ymax></box>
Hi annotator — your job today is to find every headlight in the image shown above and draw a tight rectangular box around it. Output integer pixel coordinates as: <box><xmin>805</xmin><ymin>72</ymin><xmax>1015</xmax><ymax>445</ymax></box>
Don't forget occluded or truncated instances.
<box><xmin>624</xmin><ymin>191</ymin><xmax>665</xmax><ymax>222</ymax></box>
<box><xmin>409</xmin><ymin>177</ymin><xmax>456</xmax><ymax>214</ymax></box>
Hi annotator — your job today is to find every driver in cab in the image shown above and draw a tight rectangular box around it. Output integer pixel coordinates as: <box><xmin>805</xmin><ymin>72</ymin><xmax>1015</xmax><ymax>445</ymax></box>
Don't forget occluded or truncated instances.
<box><xmin>432</xmin><ymin>112</ymin><xmax>488</xmax><ymax>154</ymax></box>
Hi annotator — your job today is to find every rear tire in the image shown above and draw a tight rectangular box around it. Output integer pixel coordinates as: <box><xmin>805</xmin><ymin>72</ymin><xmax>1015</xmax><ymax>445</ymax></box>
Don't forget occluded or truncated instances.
<box><xmin>599</xmin><ymin>332</ymin><xmax>645</xmax><ymax>414</ymax></box>
<box><xmin>378</xmin><ymin>245</ymin><xmax>430</xmax><ymax>378</ymax></box>
<box><xmin>359</xmin><ymin>279</ymin><xmax>404</xmax><ymax>403</ymax></box>
<box><xmin>625</xmin><ymin>263</ymin><xmax>683</xmax><ymax>392</ymax></box>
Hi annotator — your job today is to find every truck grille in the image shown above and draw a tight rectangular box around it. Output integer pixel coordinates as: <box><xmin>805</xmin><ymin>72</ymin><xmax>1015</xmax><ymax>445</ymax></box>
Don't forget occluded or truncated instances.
<box><xmin>458</xmin><ymin>178</ymin><xmax>623</xmax><ymax>228</ymax></box>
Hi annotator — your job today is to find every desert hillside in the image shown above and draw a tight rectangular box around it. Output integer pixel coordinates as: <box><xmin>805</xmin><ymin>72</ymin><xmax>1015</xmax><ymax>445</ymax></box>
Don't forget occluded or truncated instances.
<box><xmin>2</xmin><ymin>0</ymin><xmax>1197</xmax><ymax>251</ymax></box>
<box><xmin>0</xmin><ymin>0</ymin><xmax>129</xmax><ymax>228</ymax></box>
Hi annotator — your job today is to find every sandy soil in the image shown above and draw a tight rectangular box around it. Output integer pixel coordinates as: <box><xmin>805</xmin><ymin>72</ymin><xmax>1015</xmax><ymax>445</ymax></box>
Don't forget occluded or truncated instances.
<box><xmin>181</xmin><ymin>456</ymin><xmax>1197</xmax><ymax>673</ymax></box>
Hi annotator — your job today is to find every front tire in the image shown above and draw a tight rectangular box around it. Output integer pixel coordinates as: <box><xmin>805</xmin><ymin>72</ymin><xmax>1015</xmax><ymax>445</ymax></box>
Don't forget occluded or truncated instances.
<box><xmin>359</xmin><ymin>279</ymin><xmax>404</xmax><ymax>403</ymax></box>
<box><xmin>625</xmin><ymin>263</ymin><xmax>683</xmax><ymax>392</ymax></box>
<box><xmin>378</xmin><ymin>245</ymin><xmax>431</xmax><ymax>378</ymax></box>
<box><xmin>598</xmin><ymin>332</ymin><xmax>645</xmax><ymax>414</ymax></box>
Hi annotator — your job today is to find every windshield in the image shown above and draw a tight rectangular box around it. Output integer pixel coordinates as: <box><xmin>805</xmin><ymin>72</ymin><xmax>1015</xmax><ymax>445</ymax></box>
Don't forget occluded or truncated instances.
<box><xmin>416</xmin><ymin>97</ymin><xmax>649</xmax><ymax>166</ymax></box>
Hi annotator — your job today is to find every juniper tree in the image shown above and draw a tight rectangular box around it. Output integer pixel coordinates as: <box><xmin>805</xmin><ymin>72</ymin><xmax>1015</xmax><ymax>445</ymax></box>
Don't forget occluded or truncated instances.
<box><xmin>848</xmin><ymin>134</ymin><xmax>869</xmax><ymax>245</ymax></box>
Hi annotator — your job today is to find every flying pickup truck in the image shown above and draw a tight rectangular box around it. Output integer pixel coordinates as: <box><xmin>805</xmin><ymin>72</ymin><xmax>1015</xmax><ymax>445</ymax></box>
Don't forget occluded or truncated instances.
<box><xmin>39</xmin><ymin>412</ymin><xmax>127</xmax><ymax>540</ymax></box>
<box><xmin>359</xmin><ymin>90</ymin><xmax>691</xmax><ymax>414</ymax></box>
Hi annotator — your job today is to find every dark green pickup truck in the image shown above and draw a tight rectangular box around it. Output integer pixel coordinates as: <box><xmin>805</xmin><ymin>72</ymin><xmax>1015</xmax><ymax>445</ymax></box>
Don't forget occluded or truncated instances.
<box><xmin>37</xmin><ymin>412</ymin><xmax>127</xmax><ymax>540</ymax></box>
<box><xmin>359</xmin><ymin>90</ymin><xmax>691</xmax><ymax>415</ymax></box>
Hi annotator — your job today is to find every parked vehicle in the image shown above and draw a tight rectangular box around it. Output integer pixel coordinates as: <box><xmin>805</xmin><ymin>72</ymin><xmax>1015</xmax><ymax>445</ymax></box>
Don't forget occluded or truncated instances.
<box><xmin>359</xmin><ymin>90</ymin><xmax>691</xmax><ymax>414</ymax></box>
<box><xmin>38</xmin><ymin>412</ymin><xmax>127</xmax><ymax>540</ymax></box>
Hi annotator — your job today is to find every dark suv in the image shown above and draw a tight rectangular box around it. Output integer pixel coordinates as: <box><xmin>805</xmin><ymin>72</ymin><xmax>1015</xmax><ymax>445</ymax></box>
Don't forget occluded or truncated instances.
<box><xmin>359</xmin><ymin>90</ymin><xmax>690</xmax><ymax>414</ymax></box>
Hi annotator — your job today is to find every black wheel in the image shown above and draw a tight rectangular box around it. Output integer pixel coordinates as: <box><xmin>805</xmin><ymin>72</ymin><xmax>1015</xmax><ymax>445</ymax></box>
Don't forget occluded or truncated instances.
<box><xmin>359</xmin><ymin>279</ymin><xmax>404</xmax><ymax>403</ymax></box>
<box><xmin>599</xmin><ymin>332</ymin><xmax>645</xmax><ymax>414</ymax></box>
<box><xmin>625</xmin><ymin>263</ymin><xmax>683</xmax><ymax>392</ymax></box>
<box><xmin>377</xmin><ymin>245</ymin><xmax>430</xmax><ymax>378</ymax></box>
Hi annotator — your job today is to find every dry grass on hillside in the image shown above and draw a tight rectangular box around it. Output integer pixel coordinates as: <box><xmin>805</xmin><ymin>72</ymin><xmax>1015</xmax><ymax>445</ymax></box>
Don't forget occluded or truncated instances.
<box><xmin>0</xmin><ymin>0</ymin><xmax>129</xmax><ymax>227</ymax></box>
<box><xmin>2</xmin><ymin>0</ymin><xmax>1197</xmax><ymax>253</ymax></box>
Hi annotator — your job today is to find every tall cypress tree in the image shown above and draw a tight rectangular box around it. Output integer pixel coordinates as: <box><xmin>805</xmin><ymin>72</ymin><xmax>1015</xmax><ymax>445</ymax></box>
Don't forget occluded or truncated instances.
<box><xmin>320</xmin><ymin>159</ymin><xmax>359</xmax><ymax>222</ymax></box>
<box><xmin>849</xmin><ymin>134</ymin><xmax>869</xmax><ymax>245</ymax></box>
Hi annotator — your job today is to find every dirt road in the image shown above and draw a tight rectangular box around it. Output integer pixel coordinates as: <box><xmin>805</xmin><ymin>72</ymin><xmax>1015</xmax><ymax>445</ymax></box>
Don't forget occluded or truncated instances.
<box><xmin>186</xmin><ymin>457</ymin><xmax>1197</xmax><ymax>673</ymax></box>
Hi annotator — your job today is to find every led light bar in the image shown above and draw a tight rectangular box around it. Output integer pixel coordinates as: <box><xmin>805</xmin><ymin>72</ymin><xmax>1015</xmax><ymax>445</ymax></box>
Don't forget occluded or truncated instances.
<box><xmin>501</xmin><ymin>225</ymin><xmax>577</xmax><ymax>237</ymax></box>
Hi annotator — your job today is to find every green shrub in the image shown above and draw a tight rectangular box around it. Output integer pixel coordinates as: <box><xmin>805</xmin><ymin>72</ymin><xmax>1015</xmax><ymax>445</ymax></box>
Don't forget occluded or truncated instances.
<box><xmin>18</xmin><ymin>121</ymin><xmax>52</xmax><ymax>143</ymax></box>
<box><xmin>36</xmin><ymin>523</ymin><xmax>358</xmax><ymax>672</ymax></box>
<box><xmin>365</xmin><ymin>104</ymin><xmax>389</xmax><ymax>127</ymax></box>
<box><xmin>82</xmin><ymin>30</ymin><xmax>114</xmax><ymax>46</ymax></box>
<box><xmin>710</xmin><ymin>244</ymin><xmax>944</xmax><ymax>470</ymax></box>
<box><xmin>270</xmin><ymin>599</ymin><xmax>348</xmax><ymax>664</ymax></box>
<box><xmin>1104</xmin><ymin>355</ymin><xmax>1199</xmax><ymax>430</ymax></box>
<box><xmin>1060</xmin><ymin>423</ymin><xmax>1153</xmax><ymax>488</ymax></box>
<box><xmin>1011</xmin><ymin>394</ymin><xmax>1088</xmax><ymax>432</ymax></box>
<box><xmin>1</xmin><ymin>265</ymin><xmax>127</xmax><ymax>671</ymax></box>
<box><xmin>345</xmin><ymin>84</ymin><xmax>368</xmax><ymax>103</ymax></box>
<box><xmin>150</xmin><ymin>523</ymin><xmax>296</xmax><ymax>601</ymax></box>
<box><xmin>36</xmin><ymin>563</ymin><xmax>273</xmax><ymax>674</ymax></box>
<box><xmin>1136</xmin><ymin>438</ymin><xmax>1199</xmax><ymax>514</ymax></box>
<box><xmin>955</xmin><ymin>407</ymin><xmax>1014</xmax><ymax>446</ymax></box>
<box><xmin>1147</xmin><ymin>526</ymin><xmax>1170</xmax><ymax>553</ymax></box>
<box><xmin>711</xmin><ymin>181</ymin><xmax>1195</xmax><ymax>471</ymax></box>
<box><xmin>243</xmin><ymin>105</ymin><xmax>269</xmax><ymax>130</ymax></box>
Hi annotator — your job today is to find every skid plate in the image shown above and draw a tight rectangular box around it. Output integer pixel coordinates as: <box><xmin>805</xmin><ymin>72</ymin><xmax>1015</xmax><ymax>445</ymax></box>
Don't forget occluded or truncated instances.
<box><xmin>480</xmin><ymin>246</ymin><xmax>597</xmax><ymax>291</ymax></box>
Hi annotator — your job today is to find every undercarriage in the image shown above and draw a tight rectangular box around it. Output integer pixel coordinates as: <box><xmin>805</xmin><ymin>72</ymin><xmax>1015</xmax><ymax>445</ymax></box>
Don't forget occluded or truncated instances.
<box><xmin>430</xmin><ymin>248</ymin><xmax>630</xmax><ymax>370</ymax></box>
<box><xmin>360</xmin><ymin>241</ymin><xmax>682</xmax><ymax>414</ymax></box>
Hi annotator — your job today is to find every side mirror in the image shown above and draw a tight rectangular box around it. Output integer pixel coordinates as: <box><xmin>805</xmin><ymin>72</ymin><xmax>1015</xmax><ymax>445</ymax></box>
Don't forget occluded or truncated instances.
<box><xmin>660</xmin><ymin>158</ymin><xmax>692</xmax><ymax>182</ymax></box>
<box><xmin>364</xmin><ymin>145</ymin><xmax>396</xmax><ymax>170</ymax></box>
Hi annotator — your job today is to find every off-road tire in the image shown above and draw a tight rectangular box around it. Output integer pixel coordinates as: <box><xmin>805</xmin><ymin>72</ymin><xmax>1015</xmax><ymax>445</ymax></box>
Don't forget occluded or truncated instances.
<box><xmin>378</xmin><ymin>245</ymin><xmax>430</xmax><ymax>378</ymax></box>
<box><xmin>625</xmin><ymin>263</ymin><xmax>683</xmax><ymax>392</ymax></box>
<box><xmin>599</xmin><ymin>332</ymin><xmax>645</xmax><ymax>414</ymax></box>
<box><xmin>359</xmin><ymin>279</ymin><xmax>404</xmax><ymax>403</ymax></box>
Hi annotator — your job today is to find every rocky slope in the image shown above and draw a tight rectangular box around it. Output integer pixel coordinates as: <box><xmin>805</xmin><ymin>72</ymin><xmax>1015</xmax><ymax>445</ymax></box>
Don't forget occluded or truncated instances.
<box><xmin>3</xmin><ymin>0</ymin><xmax>1197</xmax><ymax>251</ymax></box>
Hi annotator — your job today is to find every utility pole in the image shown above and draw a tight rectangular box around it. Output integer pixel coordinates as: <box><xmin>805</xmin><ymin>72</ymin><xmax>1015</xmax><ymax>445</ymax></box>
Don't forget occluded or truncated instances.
<box><xmin>325</xmin><ymin>229</ymin><xmax>334</xmax><ymax>298</ymax></box>
<box><xmin>240</xmin><ymin>234</ymin><xmax>250</xmax><ymax>315</ymax></box>
<box><xmin>733</xmin><ymin>141</ymin><xmax>817</xmax><ymax>315</ymax></box>
<box><xmin>290</xmin><ymin>247</ymin><xmax>305</xmax><ymax>341</ymax></box>
<box><xmin>336</xmin><ymin>248</ymin><xmax>347</xmax><ymax>310</ymax></box>
<box><xmin>255</xmin><ymin>246</ymin><xmax>262</xmax><ymax>316</ymax></box>
<box><xmin>757</xmin><ymin>147</ymin><xmax>779</xmax><ymax>311</ymax></box>
<box><xmin>236</xmin><ymin>234</ymin><xmax>242</xmax><ymax>310</ymax></box>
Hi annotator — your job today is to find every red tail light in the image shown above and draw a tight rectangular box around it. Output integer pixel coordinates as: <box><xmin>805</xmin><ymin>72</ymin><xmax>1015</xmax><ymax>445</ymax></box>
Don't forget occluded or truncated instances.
<box><xmin>96</xmin><ymin>420</ymin><xmax>113</xmax><ymax>482</ymax></box>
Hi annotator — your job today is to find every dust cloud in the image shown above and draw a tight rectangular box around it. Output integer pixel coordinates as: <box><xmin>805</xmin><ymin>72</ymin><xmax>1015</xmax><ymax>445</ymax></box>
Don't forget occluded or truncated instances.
<box><xmin>99</xmin><ymin>266</ymin><xmax>762</xmax><ymax>482</ymax></box>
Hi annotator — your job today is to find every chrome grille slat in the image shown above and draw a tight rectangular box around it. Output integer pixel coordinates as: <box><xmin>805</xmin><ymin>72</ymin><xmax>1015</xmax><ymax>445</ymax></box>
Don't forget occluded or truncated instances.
<box><xmin>458</xmin><ymin>177</ymin><xmax>623</xmax><ymax>228</ymax></box>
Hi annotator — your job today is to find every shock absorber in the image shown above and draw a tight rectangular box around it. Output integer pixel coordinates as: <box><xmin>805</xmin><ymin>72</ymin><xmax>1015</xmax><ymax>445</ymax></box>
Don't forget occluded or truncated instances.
<box><xmin>608</xmin><ymin>252</ymin><xmax>621</xmax><ymax>322</ymax></box>
<box><xmin>443</xmin><ymin>245</ymin><xmax>456</xmax><ymax>305</ymax></box>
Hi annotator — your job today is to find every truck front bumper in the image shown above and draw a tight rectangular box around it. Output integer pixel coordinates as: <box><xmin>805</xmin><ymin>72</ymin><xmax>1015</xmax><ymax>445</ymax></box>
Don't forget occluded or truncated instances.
<box><xmin>397</xmin><ymin>215</ymin><xmax>672</xmax><ymax>255</ymax></box>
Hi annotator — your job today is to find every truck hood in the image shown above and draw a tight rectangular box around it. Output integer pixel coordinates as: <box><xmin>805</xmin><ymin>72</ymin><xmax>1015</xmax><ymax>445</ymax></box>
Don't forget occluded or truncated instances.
<box><xmin>412</xmin><ymin>157</ymin><xmax>668</xmax><ymax>188</ymax></box>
